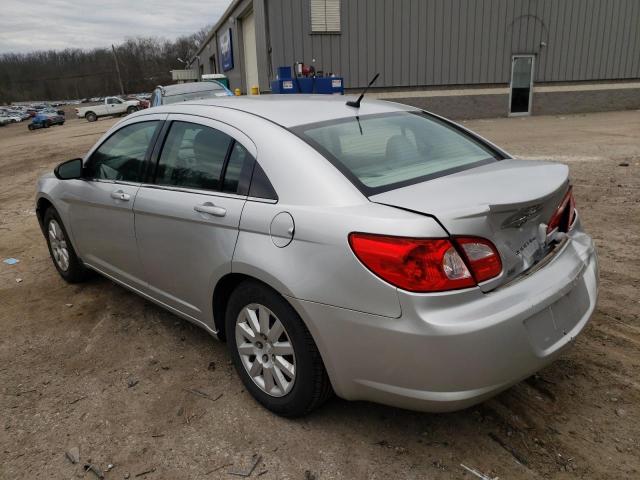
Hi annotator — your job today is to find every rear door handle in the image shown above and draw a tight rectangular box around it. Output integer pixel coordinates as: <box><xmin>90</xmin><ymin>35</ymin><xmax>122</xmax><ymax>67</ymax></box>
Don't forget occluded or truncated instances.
<box><xmin>194</xmin><ymin>202</ymin><xmax>227</xmax><ymax>217</ymax></box>
<box><xmin>111</xmin><ymin>190</ymin><xmax>130</xmax><ymax>201</ymax></box>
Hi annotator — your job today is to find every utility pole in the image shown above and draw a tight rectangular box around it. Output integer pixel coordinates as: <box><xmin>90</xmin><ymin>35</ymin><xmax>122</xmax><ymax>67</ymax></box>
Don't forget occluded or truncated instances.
<box><xmin>111</xmin><ymin>44</ymin><xmax>125</xmax><ymax>95</ymax></box>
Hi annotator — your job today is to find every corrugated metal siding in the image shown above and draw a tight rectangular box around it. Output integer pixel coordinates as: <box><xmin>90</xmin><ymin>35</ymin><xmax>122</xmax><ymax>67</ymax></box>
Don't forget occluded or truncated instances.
<box><xmin>266</xmin><ymin>0</ymin><xmax>640</xmax><ymax>88</ymax></box>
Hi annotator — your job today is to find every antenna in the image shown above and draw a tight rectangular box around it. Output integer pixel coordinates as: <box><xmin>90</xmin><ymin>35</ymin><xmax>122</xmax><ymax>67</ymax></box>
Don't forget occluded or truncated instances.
<box><xmin>346</xmin><ymin>73</ymin><xmax>380</xmax><ymax>108</ymax></box>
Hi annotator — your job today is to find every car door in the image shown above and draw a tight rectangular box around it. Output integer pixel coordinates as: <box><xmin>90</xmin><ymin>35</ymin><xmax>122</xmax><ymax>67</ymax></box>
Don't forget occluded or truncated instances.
<box><xmin>63</xmin><ymin>116</ymin><xmax>163</xmax><ymax>287</ymax></box>
<box><xmin>106</xmin><ymin>97</ymin><xmax>122</xmax><ymax>114</ymax></box>
<box><xmin>133</xmin><ymin>114</ymin><xmax>255</xmax><ymax>327</ymax></box>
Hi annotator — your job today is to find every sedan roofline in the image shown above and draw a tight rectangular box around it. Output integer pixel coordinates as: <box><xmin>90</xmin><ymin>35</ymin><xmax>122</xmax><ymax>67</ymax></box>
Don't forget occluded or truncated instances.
<box><xmin>144</xmin><ymin>95</ymin><xmax>420</xmax><ymax>128</ymax></box>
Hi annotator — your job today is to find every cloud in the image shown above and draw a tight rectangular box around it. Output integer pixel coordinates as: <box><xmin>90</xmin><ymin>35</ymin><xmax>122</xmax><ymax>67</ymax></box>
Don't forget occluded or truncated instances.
<box><xmin>0</xmin><ymin>0</ymin><xmax>231</xmax><ymax>54</ymax></box>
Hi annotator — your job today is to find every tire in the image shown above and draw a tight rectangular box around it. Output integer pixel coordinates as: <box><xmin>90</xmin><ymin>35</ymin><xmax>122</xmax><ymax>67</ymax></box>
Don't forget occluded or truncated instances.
<box><xmin>43</xmin><ymin>207</ymin><xmax>89</xmax><ymax>283</ymax></box>
<box><xmin>226</xmin><ymin>280</ymin><xmax>332</xmax><ymax>417</ymax></box>
<box><xmin>28</xmin><ymin>124</ymin><xmax>35</xmax><ymax>131</ymax></box>
<box><xmin>85</xmin><ymin>112</ymin><xmax>97</xmax><ymax>122</ymax></box>
<box><xmin>44</xmin><ymin>120</ymin><xmax>51</xmax><ymax>128</ymax></box>
<box><xmin>126</xmin><ymin>106</ymin><xmax>138</xmax><ymax>114</ymax></box>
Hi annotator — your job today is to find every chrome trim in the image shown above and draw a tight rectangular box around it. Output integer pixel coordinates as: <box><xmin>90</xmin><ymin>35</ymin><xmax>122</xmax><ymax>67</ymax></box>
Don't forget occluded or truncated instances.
<box><xmin>137</xmin><ymin>183</ymin><xmax>278</xmax><ymax>204</ymax></box>
<box><xmin>248</xmin><ymin>196</ymin><xmax>278</xmax><ymax>204</ymax></box>
<box><xmin>139</xmin><ymin>183</ymin><xmax>246</xmax><ymax>198</ymax></box>
<box><xmin>85</xmin><ymin>179</ymin><xmax>277</xmax><ymax>204</ymax></box>
<box><xmin>82</xmin><ymin>178</ymin><xmax>142</xmax><ymax>187</ymax></box>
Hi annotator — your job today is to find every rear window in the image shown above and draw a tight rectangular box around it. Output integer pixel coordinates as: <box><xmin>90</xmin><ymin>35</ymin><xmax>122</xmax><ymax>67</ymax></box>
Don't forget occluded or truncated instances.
<box><xmin>294</xmin><ymin>112</ymin><xmax>499</xmax><ymax>195</ymax></box>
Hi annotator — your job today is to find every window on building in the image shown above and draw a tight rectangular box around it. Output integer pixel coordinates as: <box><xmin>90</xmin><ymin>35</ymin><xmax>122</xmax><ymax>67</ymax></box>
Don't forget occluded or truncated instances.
<box><xmin>310</xmin><ymin>0</ymin><xmax>341</xmax><ymax>33</ymax></box>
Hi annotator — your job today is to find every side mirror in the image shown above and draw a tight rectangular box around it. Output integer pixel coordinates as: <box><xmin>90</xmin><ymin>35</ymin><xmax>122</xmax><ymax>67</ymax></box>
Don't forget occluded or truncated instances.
<box><xmin>54</xmin><ymin>158</ymin><xmax>83</xmax><ymax>180</ymax></box>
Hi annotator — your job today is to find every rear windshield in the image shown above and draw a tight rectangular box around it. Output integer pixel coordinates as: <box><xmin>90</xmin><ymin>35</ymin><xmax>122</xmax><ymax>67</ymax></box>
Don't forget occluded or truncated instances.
<box><xmin>294</xmin><ymin>112</ymin><xmax>500</xmax><ymax>195</ymax></box>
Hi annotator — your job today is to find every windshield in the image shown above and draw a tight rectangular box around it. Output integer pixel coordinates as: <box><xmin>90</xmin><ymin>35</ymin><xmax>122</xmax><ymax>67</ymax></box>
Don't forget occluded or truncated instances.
<box><xmin>295</xmin><ymin>112</ymin><xmax>500</xmax><ymax>195</ymax></box>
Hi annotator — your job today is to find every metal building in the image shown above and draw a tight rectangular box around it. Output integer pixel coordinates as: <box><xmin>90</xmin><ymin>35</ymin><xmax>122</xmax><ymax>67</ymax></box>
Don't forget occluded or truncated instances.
<box><xmin>192</xmin><ymin>0</ymin><xmax>640</xmax><ymax>117</ymax></box>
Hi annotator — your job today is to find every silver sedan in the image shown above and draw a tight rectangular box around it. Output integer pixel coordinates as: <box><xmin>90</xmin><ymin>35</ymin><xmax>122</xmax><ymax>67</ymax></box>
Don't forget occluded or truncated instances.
<box><xmin>35</xmin><ymin>96</ymin><xmax>598</xmax><ymax>416</ymax></box>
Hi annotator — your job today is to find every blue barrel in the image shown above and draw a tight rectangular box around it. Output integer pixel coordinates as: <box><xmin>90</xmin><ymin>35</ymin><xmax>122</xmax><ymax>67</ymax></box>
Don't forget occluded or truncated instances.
<box><xmin>271</xmin><ymin>77</ymin><xmax>315</xmax><ymax>94</ymax></box>
<box><xmin>271</xmin><ymin>79</ymin><xmax>297</xmax><ymax>94</ymax></box>
<box><xmin>315</xmin><ymin>77</ymin><xmax>344</xmax><ymax>94</ymax></box>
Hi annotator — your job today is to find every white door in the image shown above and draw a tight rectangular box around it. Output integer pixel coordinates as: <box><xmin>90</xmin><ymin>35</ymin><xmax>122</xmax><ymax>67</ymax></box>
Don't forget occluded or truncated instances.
<box><xmin>509</xmin><ymin>55</ymin><xmax>535</xmax><ymax>116</ymax></box>
<box><xmin>242</xmin><ymin>11</ymin><xmax>259</xmax><ymax>94</ymax></box>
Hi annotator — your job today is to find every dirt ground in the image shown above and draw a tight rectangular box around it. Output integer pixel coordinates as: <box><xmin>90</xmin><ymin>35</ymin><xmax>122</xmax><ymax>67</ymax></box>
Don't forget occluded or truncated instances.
<box><xmin>0</xmin><ymin>110</ymin><xmax>638</xmax><ymax>480</ymax></box>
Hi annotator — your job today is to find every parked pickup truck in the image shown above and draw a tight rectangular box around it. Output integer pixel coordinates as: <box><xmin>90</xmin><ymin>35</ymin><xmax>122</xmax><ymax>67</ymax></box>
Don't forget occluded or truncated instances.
<box><xmin>75</xmin><ymin>96</ymin><xmax>140</xmax><ymax>122</ymax></box>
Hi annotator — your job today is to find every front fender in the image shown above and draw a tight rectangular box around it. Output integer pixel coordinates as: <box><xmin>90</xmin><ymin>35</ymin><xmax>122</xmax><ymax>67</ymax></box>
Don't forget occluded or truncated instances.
<box><xmin>35</xmin><ymin>177</ymin><xmax>82</xmax><ymax>257</ymax></box>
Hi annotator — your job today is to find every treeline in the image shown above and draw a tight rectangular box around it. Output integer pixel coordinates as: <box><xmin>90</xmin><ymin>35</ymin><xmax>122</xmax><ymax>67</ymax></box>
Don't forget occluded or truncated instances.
<box><xmin>0</xmin><ymin>26</ymin><xmax>210</xmax><ymax>103</ymax></box>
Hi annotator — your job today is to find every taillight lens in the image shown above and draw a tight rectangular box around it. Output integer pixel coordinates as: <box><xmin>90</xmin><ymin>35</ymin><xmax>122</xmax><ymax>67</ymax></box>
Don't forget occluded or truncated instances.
<box><xmin>547</xmin><ymin>186</ymin><xmax>576</xmax><ymax>235</ymax></box>
<box><xmin>348</xmin><ymin>233</ymin><xmax>502</xmax><ymax>292</ymax></box>
<box><xmin>455</xmin><ymin>237</ymin><xmax>503</xmax><ymax>283</ymax></box>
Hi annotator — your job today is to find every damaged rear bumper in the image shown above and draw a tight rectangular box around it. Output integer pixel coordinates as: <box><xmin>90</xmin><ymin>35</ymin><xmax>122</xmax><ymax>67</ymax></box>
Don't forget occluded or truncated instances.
<box><xmin>289</xmin><ymin>227</ymin><xmax>598</xmax><ymax>412</ymax></box>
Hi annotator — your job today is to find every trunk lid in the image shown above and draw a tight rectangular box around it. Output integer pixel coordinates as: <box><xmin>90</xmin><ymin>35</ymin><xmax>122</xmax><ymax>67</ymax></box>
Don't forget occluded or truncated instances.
<box><xmin>369</xmin><ymin>159</ymin><xmax>570</xmax><ymax>291</ymax></box>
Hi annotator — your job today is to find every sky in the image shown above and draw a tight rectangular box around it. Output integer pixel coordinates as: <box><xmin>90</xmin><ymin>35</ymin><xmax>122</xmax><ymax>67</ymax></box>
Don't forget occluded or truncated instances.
<box><xmin>0</xmin><ymin>0</ymin><xmax>232</xmax><ymax>54</ymax></box>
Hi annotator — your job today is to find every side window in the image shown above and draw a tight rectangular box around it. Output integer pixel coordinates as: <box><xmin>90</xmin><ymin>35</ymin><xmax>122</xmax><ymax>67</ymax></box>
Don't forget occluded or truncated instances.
<box><xmin>249</xmin><ymin>163</ymin><xmax>278</xmax><ymax>200</ymax></box>
<box><xmin>222</xmin><ymin>141</ymin><xmax>254</xmax><ymax>195</ymax></box>
<box><xmin>154</xmin><ymin>121</ymin><xmax>232</xmax><ymax>191</ymax></box>
<box><xmin>86</xmin><ymin>121</ymin><xmax>160</xmax><ymax>182</ymax></box>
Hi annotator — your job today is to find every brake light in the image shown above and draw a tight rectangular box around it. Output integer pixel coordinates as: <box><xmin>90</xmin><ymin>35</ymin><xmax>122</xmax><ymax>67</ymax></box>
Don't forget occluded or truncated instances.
<box><xmin>547</xmin><ymin>186</ymin><xmax>576</xmax><ymax>235</ymax></box>
<box><xmin>348</xmin><ymin>233</ymin><xmax>502</xmax><ymax>292</ymax></box>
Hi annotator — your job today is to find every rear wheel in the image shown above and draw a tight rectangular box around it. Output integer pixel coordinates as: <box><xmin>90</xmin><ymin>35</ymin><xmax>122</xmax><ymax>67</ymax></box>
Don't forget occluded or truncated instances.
<box><xmin>126</xmin><ymin>106</ymin><xmax>138</xmax><ymax>114</ymax></box>
<box><xmin>226</xmin><ymin>281</ymin><xmax>332</xmax><ymax>417</ymax></box>
<box><xmin>28</xmin><ymin>124</ymin><xmax>35</xmax><ymax>131</ymax></box>
<box><xmin>85</xmin><ymin>112</ymin><xmax>97</xmax><ymax>122</ymax></box>
<box><xmin>44</xmin><ymin>120</ymin><xmax>51</xmax><ymax>128</ymax></box>
<box><xmin>43</xmin><ymin>208</ymin><xmax>89</xmax><ymax>283</ymax></box>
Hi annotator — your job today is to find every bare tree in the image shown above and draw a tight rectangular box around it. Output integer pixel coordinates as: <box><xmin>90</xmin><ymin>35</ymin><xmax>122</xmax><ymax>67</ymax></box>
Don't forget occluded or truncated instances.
<box><xmin>0</xmin><ymin>25</ymin><xmax>213</xmax><ymax>103</ymax></box>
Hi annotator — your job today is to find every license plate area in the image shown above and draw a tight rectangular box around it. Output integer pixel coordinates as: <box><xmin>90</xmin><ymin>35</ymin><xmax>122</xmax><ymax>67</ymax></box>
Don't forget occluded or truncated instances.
<box><xmin>524</xmin><ymin>274</ymin><xmax>590</xmax><ymax>356</ymax></box>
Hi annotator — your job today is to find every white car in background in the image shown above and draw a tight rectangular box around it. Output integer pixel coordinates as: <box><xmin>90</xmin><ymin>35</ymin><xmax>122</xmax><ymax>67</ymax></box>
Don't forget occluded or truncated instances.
<box><xmin>75</xmin><ymin>96</ymin><xmax>140</xmax><ymax>122</ymax></box>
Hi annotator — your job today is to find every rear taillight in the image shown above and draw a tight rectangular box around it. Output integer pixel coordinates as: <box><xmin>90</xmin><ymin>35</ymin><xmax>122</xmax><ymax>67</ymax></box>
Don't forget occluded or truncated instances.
<box><xmin>348</xmin><ymin>233</ymin><xmax>502</xmax><ymax>292</ymax></box>
<box><xmin>547</xmin><ymin>186</ymin><xmax>576</xmax><ymax>235</ymax></box>
<box><xmin>455</xmin><ymin>237</ymin><xmax>503</xmax><ymax>283</ymax></box>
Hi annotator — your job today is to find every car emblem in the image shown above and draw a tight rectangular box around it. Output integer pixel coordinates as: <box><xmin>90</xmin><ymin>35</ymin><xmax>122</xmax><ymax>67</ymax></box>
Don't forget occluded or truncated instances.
<box><xmin>501</xmin><ymin>204</ymin><xmax>543</xmax><ymax>229</ymax></box>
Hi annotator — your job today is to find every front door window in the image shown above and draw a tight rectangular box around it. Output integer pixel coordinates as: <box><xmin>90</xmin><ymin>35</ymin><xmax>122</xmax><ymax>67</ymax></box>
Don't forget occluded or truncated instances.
<box><xmin>86</xmin><ymin>121</ymin><xmax>160</xmax><ymax>182</ymax></box>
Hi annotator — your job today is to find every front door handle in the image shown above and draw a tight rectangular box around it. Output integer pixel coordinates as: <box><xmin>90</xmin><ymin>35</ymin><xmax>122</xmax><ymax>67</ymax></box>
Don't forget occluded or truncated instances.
<box><xmin>111</xmin><ymin>190</ymin><xmax>130</xmax><ymax>201</ymax></box>
<box><xmin>194</xmin><ymin>202</ymin><xmax>227</xmax><ymax>217</ymax></box>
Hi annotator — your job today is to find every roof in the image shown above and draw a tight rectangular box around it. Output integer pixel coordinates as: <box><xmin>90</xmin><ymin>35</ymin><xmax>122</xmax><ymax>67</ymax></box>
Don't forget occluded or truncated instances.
<box><xmin>159</xmin><ymin>82</ymin><xmax>226</xmax><ymax>97</ymax></box>
<box><xmin>177</xmin><ymin>94</ymin><xmax>419</xmax><ymax>128</ymax></box>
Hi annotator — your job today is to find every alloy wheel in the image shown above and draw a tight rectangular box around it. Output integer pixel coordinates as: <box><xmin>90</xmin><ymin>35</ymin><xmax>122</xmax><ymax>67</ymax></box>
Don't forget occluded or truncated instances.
<box><xmin>48</xmin><ymin>219</ymin><xmax>70</xmax><ymax>271</ymax></box>
<box><xmin>235</xmin><ymin>303</ymin><xmax>296</xmax><ymax>397</ymax></box>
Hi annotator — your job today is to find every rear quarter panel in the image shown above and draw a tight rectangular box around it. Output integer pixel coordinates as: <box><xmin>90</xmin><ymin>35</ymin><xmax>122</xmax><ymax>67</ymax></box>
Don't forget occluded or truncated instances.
<box><xmin>234</xmin><ymin>201</ymin><xmax>448</xmax><ymax>318</ymax></box>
